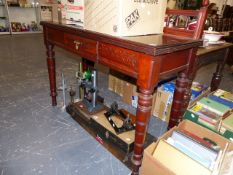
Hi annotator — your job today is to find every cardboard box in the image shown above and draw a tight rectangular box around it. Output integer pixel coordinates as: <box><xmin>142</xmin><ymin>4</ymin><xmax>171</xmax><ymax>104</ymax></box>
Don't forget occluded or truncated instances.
<box><xmin>90</xmin><ymin>110</ymin><xmax>135</xmax><ymax>153</ymax></box>
<box><xmin>184</xmin><ymin>89</ymin><xmax>233</xmax><ymax>141</ymax></box>
<box><xmin>219</xmin><ymin>113</ymin><xmax>233</xmax><ymax>141</ymax></box>
<box><xmin>108</xmin><ymin>74</ymin><xmax>125</xmax><ymax>97</ymax></box>
<box><xmin>59</xmin><ymin>0</ymin><xmax>84</xmax><ymax>25</ymax></box>
<box><xmin>51</xmin><ymin>4</ymin><xmax>60</xmax><ymax>23</ymax></box>
<box><xmin>108</xmin><ymin>74</ymin><xmax>116</xmax><ymax>92</ymax></box>
<box><xmin>152</xmin><ymin>87</ymin><xmax>173</xmax><ymax>122</ymax></box>
<box><xmin>84</xmin><ymin>0</ymin><xmax>167</xmax><ymax>36</ymax></box>
<box><xmin>153</xmin><ymin>86</ymin><xmax>210</xmax><ymax>123</ymax></box>
<box><xmin>108</xmin><ymin>73</ymin><xmax>156</xmax><ymax>110</ymax></box>
<box><xmin>40</xmin><ymin>5</ymin><xmax>53</xmax><ymax>21</ymax></box>
<box><xmin>114</xmin><ymin>77</ymin><xmax>124</xmax><ymax>97</ymax></box>
<box><xmin>39</xmin><ymin>0</ymin><xmax>57</xmax><ymax>4</ymax></box>
<box><xmin>140</xmin><ymin>120</ymin><xmax>233</xmax><ymax>175</ymax></box>
<box><xmin>122</xmin><ymin>81</ymin><xmax>137</xmax><ymax>106</ymax></box>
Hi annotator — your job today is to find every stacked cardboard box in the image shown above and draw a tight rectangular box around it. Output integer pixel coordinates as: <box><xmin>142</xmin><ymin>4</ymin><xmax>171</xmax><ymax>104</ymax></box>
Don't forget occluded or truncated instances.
<box><xmin>84</xmin><ymin>0</ymin><xmax>167</xmax><ymax>36</ymax></box>
<box><xmin>152</xmin><ymin>81</ymin><xmax>209</xmax><ymax>123</ymax></box>
<box><xmin>40</xmin><ymin>5</ymin><xmax>53</xmax><ymax>21</ymax></box>
<box><xmin>55</xmin><ymin>0</ymin><xmax>167</xmax><ymax>36</ymax></box>
<box><xmin>141</xmin><ymin>120</ymin><xmax>233</xmax><ymax>175</ymax></box>
<box><xmin>108</xmin><ymin>73</ymin><xmax>156</xmax><ymax>113</ymax></box>
<box><xmin>39</xmin><ymin>0</ymin><xmax>60</xmax><ymax>22</ymax></box>
<box><xmin>56</xmin><ymin>0</ymin><xmax>84</xmax><ymax>25</ymax></box>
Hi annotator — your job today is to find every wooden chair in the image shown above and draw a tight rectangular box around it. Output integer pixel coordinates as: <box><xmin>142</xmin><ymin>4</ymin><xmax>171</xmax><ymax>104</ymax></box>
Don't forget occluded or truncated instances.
<box><xmin>164</xmin><ymin>0</ymin><xmax>209</xmax><ymax>39</ymax></box>
<box><xmin>164</xmin><ymin>0</ymin><xmax>210</xmax><ymax>129</ymax></box>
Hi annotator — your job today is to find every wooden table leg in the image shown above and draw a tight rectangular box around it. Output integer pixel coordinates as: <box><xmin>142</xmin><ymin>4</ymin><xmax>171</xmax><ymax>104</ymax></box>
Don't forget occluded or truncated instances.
<box><xmin>211</xmin><ymin>48</ymin><xmax>230</xmax><ymax>91</ymax></box>
<box><xmin>169</xmin><ymin>48</ymin><xmax>198</xmax><ymax>129</ymax></box>
<box><xmin>46</xmin><ymin>43</ymin><xmax>57</xmax><ymax>106</ymax></box>
<box><xmin>168</xmin><ymin>72</ymin><xmax>189</xmax><ymax>128</ymax></box>
<box><xmin>131</xmin><ymin>88</ymin><xmax>153</xmax><ymax>175</ymax></box>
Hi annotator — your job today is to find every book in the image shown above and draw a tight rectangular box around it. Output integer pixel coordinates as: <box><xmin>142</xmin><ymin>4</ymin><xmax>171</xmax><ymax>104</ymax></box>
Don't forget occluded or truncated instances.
<box><xmin>190</xmin><ymin>104</ymin><xmax>221</xmax><ymax>124</ymax></box>
<box><xmin>152</xmin><ymin>139</ymin><xmax>212</xmax><ymax>175</ymax></box>
<box><xmin>179</xmin><ymin>129</ymin><xmax>219</xmax><ymax>151</ymax></box>
<box><xmin>213</xmin><ymin>89</ymin><xmax>233</xmax><ymax>102</ymax></box>
<box><xmin>197</xmin><ymin>97</ymin><xmax>231</xmax><ymax>116</ymax></box>
<box><xmin>222</xmin><ymin>113</ymin><xmax>233</xmax><ymax>132</ymax></box>
<box><xmin>208</xmin><ymin>95</ymin><xmax>233</xmax><ymax>108</ymax></box>
<box><xmin>183</xmin><ymin>110</ymin><xmax>218</xmax><ymax>132</ymax></box>
<box><xmin>198</xmin><ymin>117</ymin><xmax>217</xmax><ymax>130</ymax></box>
<box><xmin>168</xmin><ymin>130</ymin><xmax>218</xmax><ymax>169</ymax></box>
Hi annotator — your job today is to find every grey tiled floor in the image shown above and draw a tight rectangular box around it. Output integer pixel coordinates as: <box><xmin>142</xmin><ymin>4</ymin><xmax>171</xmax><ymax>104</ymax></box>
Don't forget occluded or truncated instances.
<box><xmin>0</xmin><ymin>34</ymin><xmax>232</xmax><ymax>175</ymax></box>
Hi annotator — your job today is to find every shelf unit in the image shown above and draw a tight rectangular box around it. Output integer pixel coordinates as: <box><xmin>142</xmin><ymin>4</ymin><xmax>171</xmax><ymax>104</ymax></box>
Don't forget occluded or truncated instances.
<box><xmin>0</xmin><ymin>0</ymin><xmax>42</xmax><ymax>35</ymax></box>
<box><xmin>0</xmin><ymin>0</ymin><xmax>10</xmax><ymax>34</ymax></box>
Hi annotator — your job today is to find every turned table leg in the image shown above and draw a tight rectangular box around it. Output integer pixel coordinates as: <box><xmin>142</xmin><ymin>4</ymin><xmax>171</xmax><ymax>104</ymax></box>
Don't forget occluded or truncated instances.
<box><xmin>168</xmin><ymin>72</ymin><xmax>190</xmax><ymax>129</ymax></box>
<box><xmin>211</xmin><ymin>48</ymin><xmax>229</xmax><ymax>91</ymax></box>
<box><xmin>46</xmin><ymin>44</ymin><xmax>57</xmax><ymax>106</ymax></box>
<box><xmin>132</xmin><ymin>88</ymin><xmax>153</xmax><ymax>175</ymax></box>
<box><xmin>169</xmin><ymin>48</ymin><xmax>198</xmax><ymax>129</ymax></box>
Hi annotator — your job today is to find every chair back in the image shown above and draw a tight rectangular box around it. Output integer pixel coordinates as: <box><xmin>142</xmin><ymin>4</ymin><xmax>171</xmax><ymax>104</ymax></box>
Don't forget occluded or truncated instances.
<box><xmin>164</xmin><ymin>0</ymin><xmax>209</xmax><ymax>39</ymax></box>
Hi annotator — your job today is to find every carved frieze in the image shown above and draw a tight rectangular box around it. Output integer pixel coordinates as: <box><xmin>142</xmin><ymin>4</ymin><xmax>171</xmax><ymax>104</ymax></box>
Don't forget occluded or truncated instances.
<box><xmin>99</xmin><ymin>43</ymin><xmax>139</xmax><ymax>72</ymax></box>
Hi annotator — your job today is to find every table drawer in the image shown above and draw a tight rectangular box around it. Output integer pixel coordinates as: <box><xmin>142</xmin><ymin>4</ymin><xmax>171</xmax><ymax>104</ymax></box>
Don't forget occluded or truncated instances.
<box><xmin>64</xmin><ymin>33</ymin><xmax>97</xmax><ymax>61</ymax></box>
<box><xmin>47</xmin><ymin>28</ymin><xmax>64</xmax><ymax>45</ymax></box>
<box><xmin>99</xmin><ymin>43</ymin><xmax>139</xmax><ymax>77</ymax></box>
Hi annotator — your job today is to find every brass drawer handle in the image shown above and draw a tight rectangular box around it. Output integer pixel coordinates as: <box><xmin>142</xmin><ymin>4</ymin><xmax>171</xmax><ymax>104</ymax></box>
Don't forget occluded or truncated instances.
<box><xmin>74</xmin><ymin>40</ymin><xmax>82</xmax><ymax>50</ymax></box>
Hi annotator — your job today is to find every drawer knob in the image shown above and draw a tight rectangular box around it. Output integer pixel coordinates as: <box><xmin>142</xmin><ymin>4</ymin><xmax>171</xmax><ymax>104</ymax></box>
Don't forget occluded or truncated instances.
<box><xmin>74</xmin><ymin>40</ymin><xmax>82</xmax><ymax>50</ymax></box>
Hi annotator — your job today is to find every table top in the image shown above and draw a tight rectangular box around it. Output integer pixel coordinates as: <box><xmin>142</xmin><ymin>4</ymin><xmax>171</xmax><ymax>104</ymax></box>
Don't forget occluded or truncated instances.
<box><xmin>197</xmin><ymin>42</ymin><xmax>233</xmax><ymax>56</ymax></box>
<box><xmin>41</xmin><ymin>21</ymin><xmax>203</xmax><ymax>56</ymax></box>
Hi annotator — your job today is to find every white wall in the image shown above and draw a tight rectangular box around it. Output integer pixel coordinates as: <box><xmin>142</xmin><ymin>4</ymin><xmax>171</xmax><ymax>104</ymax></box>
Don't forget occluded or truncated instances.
<box><xmin>8</xmin><ymin>7</ymin><xmax>38</xmax><ymax>24</ymax></box>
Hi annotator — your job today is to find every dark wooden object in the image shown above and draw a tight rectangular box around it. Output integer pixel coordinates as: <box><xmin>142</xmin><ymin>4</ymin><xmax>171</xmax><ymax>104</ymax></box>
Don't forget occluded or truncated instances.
<box><xmin>165</xmin><ymin>0</ymin><xmax>209</xmax><ymax>129</ymax></box>
<box><xmin>197</xmin><ymin>43</ymin><xmax>233</xmax><ymax>90</ymax></box>
<box><xmin>41</xmin><ymin>21</ymin><xmax>203</xmax><ymax>174</ymax></box>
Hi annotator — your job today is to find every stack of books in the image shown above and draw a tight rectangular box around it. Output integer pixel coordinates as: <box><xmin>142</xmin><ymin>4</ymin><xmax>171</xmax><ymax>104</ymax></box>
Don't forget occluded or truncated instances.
<box><xmin>153</xmin><ymin>130</ymin><xmax>223</xmax><ymax>175</ymax></box>
<box><xmin>210</xmin><ymin>89</ymin><xmax>233</xmax><ymax>108</ymax></box>
<box><xmin>140</xmin><ymin>120</ymin><xmax>233</xmax><ymax>175</ymax></box>
<box><xmin>184</xmin><ymin>89</ymin><xmax>233</xmax><ymax>140</ymax></box>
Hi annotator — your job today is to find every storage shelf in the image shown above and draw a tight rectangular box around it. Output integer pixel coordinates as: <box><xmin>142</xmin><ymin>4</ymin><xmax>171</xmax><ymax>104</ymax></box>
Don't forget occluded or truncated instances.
<box><xmin>0</xmin><ymin>31</ymin><xmax>10</xmax><ymax>34</ymax></box>
<box><xmin>11</xmin><ymin>31</ymin><xmax>42</xmax><ymax>34</ymax></box>
<box><xmin>7</xmin><ymin>4</ymin><xmax>39</xmax><ymax>8</ymax></box>
<box><xmin>0</xmin><ymin>1</ymin><xmax>42</xmax><ymax>35</ymax></box>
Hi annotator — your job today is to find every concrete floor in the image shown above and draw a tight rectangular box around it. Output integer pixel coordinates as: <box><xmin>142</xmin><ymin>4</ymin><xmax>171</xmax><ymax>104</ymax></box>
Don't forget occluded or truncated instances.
<box><xmin>0</xmin><ymin>34</ymin><xmax>131</xmax><ymax>175</ymax></box>
<box><xmin>0</xmin><ymin>34</ymin><xmax>232</xmax><ymax>175</ymax></box>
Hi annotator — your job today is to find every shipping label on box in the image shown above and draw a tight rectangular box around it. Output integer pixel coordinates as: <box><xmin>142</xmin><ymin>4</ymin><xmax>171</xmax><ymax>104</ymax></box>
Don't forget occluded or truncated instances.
<box><xmin>84</xmin><ymin>0</ymin><xmax>167</xmax><ymax>36</ymax></box>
